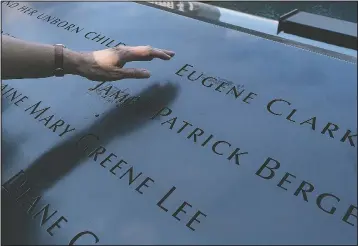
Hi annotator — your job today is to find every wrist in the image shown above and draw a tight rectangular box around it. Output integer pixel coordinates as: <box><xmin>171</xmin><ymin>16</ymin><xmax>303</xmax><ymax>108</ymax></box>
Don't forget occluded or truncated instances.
<box><xmin>63</xmin><ymin>48</ymin><xmax>84</xmax><ymax>75</ymax></box>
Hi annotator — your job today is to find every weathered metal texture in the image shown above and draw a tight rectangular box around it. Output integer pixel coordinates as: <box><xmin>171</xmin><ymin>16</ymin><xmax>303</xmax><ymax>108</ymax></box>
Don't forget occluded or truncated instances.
<box><xmin>1</xmin><ymin>2</ymin><xmax>357</xmax><ymax>245</ymax></box>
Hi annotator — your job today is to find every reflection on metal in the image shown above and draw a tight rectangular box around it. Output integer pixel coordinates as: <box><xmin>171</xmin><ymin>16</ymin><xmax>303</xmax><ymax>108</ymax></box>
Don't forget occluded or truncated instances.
<box><xmin>143</xmin><ymin>1</ymin><xmax>357</xmax><ymax>62</ymax></box>
<box><xmin>277</xmin><ymin>9</ymin><xmax>300</xmax><ymax>33</ymax></box>
<box><xmin>2</xmin><ymin>1</ymin><xmax>357</xmax><ymax>245</ymax></box>
<box><xmin>277</xmin><ymin>9</ymin><xmax>358</xmax><ymax>50</ymax></box>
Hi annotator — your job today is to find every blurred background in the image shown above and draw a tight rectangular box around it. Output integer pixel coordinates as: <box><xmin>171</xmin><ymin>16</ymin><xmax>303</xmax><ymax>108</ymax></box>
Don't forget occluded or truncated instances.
<box><xmin>204</xmin><ymin>1</ymin><xmax>357</xmax><ymax>23</ymax></box>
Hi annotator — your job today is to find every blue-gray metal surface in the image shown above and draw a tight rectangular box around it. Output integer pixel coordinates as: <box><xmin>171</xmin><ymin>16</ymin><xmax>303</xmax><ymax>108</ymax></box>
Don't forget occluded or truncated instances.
<box><xmin>277</xmin><ymin>10</ymin><xmax>357</xmax><ymax>50</ymax></box>
<box><xmin>145</xmin><ymin>1</ymin><xmax>357</xmax><ymax>61</ymax></box>
<box><xmin>206</xmin><ymin>1</ymin><xmax>358</xmax><ymax>24</ymax></box>
<box><xmin>286</xmin><ymin>11</ymin><xmax>357</xmax><ymax>37</ymax></box>
<box><xmin>1</xmin><ymin>2</ymin><xmax>357</xmax><ymax>245</ymax></box>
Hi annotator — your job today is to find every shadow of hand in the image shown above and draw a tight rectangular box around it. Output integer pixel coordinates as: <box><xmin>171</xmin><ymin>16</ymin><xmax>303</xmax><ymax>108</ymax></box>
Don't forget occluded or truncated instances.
<box><xmin>24</xmin><ymin>82</ymin><xmax>179</xmax><ymax>194</ymax></box>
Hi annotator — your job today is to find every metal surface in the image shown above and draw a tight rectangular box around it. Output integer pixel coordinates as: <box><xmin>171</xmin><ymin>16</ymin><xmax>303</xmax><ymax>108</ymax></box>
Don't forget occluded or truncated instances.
<box><xmin>145</xmin><ymin>1</ymin><xmax>357</xmax><ymax>61</ymax></box>
<box><xmin>204</xmin><ymin>1</ymin><xmax>358</xmax><ymax>23</ymax></box>
<box><xmin>1</xmin><ymin>1</ymin><xmax>357</xmax><ymax>245</ymax></box>
<box><xmin>277</xmin><ymin>10</ymin><xmax>357</xmax><ymax>50</ymax></box>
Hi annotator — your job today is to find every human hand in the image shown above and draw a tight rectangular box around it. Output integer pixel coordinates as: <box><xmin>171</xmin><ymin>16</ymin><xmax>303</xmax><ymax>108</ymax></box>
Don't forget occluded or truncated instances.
<box><xmin>69</xmin><ymin>45</ymin><xmax>175</xmax><ymax>81</ymax></box>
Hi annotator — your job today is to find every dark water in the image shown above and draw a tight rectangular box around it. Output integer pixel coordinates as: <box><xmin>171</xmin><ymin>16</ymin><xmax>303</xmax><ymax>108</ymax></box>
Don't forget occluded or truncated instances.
<box><xmin>206</xmin><ymin>1</ymin><xmax>357</xmax><ymax>23</ymax></box>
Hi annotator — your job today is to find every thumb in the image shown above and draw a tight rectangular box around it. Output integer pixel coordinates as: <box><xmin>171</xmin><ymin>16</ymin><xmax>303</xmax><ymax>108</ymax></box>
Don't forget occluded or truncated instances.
<box><xmin>119</xmin><ymin>68</ymin><xmax>151</xmax><ymax>79</ymax></box>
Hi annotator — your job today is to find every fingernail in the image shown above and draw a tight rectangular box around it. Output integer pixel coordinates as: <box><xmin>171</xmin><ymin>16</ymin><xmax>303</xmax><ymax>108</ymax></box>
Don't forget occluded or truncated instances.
<box><xmin>141</xmin><ymin>69</ymin><xmax>151</xmax><ymax>77</ymax></box>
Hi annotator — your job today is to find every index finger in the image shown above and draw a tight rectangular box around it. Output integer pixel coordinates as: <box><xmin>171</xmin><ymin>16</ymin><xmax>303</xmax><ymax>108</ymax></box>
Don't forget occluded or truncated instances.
<box><xmin>122</xmin><ymin>46</ymin><xmax>175</xmax><ymax>62</ymax></box>
<box><xmin>158</xmin><ymin>48</ymin><xmax>175</xmax><ymax>57</ymax></box>
<box><xmin>149</xmin><ymin>48</ymin><xmax>175</xmax><ymax>60</ymax></box>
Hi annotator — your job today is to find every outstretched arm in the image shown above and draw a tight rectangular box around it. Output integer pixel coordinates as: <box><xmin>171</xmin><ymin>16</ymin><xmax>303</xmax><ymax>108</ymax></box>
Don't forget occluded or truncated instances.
<box><xmin>2</xmin><ymin>35</ymin><xmax>175</xmax><ymax>81</ymax></box>
<box><xmin>2</xmin><ymin>35</ymin><xmax>79</xmax><ymax>79</ymax></box>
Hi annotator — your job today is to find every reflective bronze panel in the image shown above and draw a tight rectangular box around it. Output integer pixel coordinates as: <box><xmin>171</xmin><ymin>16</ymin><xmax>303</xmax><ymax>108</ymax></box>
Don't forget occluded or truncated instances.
<box><xmin>2</xmin><ymin>2</ymin><xmax>357</xmax><ymax>245</ymax></box>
